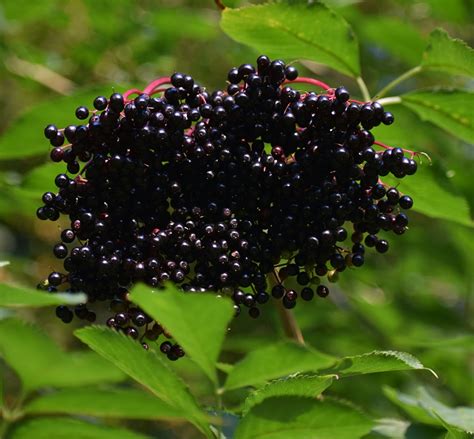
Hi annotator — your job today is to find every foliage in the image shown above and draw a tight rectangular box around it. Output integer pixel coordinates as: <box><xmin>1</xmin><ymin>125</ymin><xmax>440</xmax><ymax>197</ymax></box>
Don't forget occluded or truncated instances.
<box><xmin>0</xmin><ymin>0</ymin><xmax>472</xmax><ymax>438</ymax></box>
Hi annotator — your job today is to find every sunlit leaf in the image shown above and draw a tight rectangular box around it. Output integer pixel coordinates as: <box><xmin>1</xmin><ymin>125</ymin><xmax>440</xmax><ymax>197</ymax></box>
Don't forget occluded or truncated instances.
<box><xmin>401</xmin><ymin>89</ymin><xmax>474</xmax><ymax>144</ymax></box>
<box><xmin>382</xmin><ymin>166</ymin><xmax>473</xmax><ymax>228</ymax></box>
<box><xmin>242</xmin><ymin>374</ymin><xmax>334</xmax><ymax>414</ymax></box>
<box><xmin>325</xmin><ymin>350</ymin><xmax>436</xmax><ymax>377</ymax></box>
<box><xmin>421</xmin><ymin>29</ymin><xmax>474</xmax><ymax>78</ymax></box>
<box><xmin>221</xmin><ymin>0</ymin><xmax>360</xmax><ymax>77</ymax></box>
<box><xmin>224</xmin><ymin>341</ymin><xmax>335</xmax><ymax>391</ymax></box>
<box><xmin>75</xmin><ymin>326</ymin><xmax>211</xmax><ymax>436</ymax></box>
<box><xmin>235</xmin><ymin>397</ymin><xmax>373</xmax><ymax>439</ymax></box>
<box><xmin>0</xmin><ymin>283</ymin><xmax>86</xmax><ymax>308</ymax></box>
<box><xmin>131</xmin><ymin>284</ymin><xmax>234</xmax><ymax>384</ymax></box>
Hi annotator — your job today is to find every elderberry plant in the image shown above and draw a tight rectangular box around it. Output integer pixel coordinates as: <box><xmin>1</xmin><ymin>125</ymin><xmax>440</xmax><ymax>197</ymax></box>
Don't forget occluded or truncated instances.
<box><xmin>37</xmin><ymin>56</ymin><xmax>418</xmax><ymax>359</ymax></box>
<box><xmin>0</xmin><ymin>1</ymin><xmax>473</xmax><ymax>438</ymax></box>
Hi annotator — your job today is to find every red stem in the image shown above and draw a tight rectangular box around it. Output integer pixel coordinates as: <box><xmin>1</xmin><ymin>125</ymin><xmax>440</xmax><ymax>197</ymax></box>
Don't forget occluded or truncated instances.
<box><xmin>284</xmin><ymin>77</ymin><xmax>332</xmax><ymax>91</ymax></box>
<box><xmin>374</xmin><ymin>141</ymin><xmax>416</xmax><ymax>158</ymax></box>
<box><xmin>123</xmin><ymin>88</ymin><xmax>143</xmax><ymax>100</ymax></box>
<box><xmin>143</xmin><ymin>77</ymin><xmax>171</xmax><ymax>96</ymax></box>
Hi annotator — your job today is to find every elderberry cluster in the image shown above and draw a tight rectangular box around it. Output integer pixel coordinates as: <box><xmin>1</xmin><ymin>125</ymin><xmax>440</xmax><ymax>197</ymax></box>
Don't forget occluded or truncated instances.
<box><xmin>37</xmin><ymin>56</ymin><xmax>416</xmax><ymax>358</ymax></box>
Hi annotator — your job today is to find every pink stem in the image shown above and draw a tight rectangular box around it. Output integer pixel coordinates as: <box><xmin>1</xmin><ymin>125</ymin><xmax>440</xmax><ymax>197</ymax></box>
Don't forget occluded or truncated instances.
<box><xmin>123</xmin><ymin>88</ymin><xmax>143</xmax><ymax>100</ymax></box>
<box><xmin>284</xmin><ymin>77</ymin><xmax>332</xmax><ymax>91</ymax></box>
<box><xmin>143</xmin><ymin>77</ymin><xmax>171</xmax><ymax>96</ymax></box>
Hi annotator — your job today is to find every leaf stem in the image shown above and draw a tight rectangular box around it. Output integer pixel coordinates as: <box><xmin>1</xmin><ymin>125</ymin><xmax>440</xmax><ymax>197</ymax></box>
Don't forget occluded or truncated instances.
<box><xmin>356</xmin><ymin>76</ymin><xmax>371</xmax><ymax>102</ymax></box>
<box><xmin>374</xmin><ymin>66</ymin><xmax>422</xmax><ymax>99</ymax></box>
<box><xmin>284</xmin><ymin>77</ymin><xmax>332</xmax><ymax>91</ymax></box>
<box><xmin>268</xmin><ymin>273</ymin><xmax>305</xmax><ymax>345</ymax></box>
<box><xmin>376</xmin><ymin>96</ymin><xmax>402</xmax><ymax>106</ymax></box>
<box><xmin>276</xmin><ymin>303</ymin><xmax>305</xmax><ymax>345</ymax></box>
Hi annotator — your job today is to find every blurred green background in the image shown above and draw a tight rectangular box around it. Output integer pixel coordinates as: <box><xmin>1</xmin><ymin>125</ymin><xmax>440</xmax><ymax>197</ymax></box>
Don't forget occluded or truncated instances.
<box><xmin>0</xmin><ymin>0</ymin><xmax>472</xmax><ymax>437</ymax></box>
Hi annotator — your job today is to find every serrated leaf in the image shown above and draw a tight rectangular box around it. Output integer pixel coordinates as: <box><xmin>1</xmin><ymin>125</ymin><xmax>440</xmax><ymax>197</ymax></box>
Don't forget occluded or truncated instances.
<box><xmin>130</xmin><ymin>283</ymin><xmax>234</xmax><ymax>384</ymax></box>
<box><xmin>325</xmin><ymin>350</ymin><xmax>436</xmax><ymax>377</ymax></box>
<box><xmin>9</xmin><ymin>417</ymin><xmax>150</xmax><ymax>439</ymax></box>
<box><xmin>221</xmin><ymin>0</ymin><xmax>360</xmax><ymax>77</ymax></box>
<box><xmin>235</xmin><ymin>396</ymin><xmax>373</xmax><ymax>439</ymax></box>
<box><xmin>0</xmin><ymin>318</ymin><xmax>125</xmax><ymax>392</ymax></box>
<box><xmin>0</xmin><ymin>283</ymin><xmax>86</xmax><ymax>308</ymax></box>
<box><xmin>384</xmin><ymin>387</ymin><xmax>474</xmax><ymax>433</ymax></box>
<box><xmin>401</xmin><ymin>89</ymin><xmax>474</xmax><ymax>144</ymax></box>
<box><xmin>0</xmin><ymin>86</ymin><xmax>126</xmax><ymax>160</ymax></box>
<box><xmin>75</xmin><ymin>326</ymin><xmax>210</xmax><ymax>436</ymax></box>
<box><xmin>224</xmin><ymin>341</ymin><xmax>335</xmax><ymax>391</ymax></box>
<box><xmin>242</xmin><ymin>374</ymin><xmax>334</xmax><ymax>415</ymax></box>
<box><xmin>25</xmin><ymin>387</ymin><xmax>184</xmax><ymax>420</ymax></box>
<box><xmin>382</xmin><ymin>166</ymin><xmax>473</xmax><ymax>228</ymax></box>
<box><xmin>421</xmin><ymin>29</ymin><xmax>474</xmax><ymax>78</ymax></box>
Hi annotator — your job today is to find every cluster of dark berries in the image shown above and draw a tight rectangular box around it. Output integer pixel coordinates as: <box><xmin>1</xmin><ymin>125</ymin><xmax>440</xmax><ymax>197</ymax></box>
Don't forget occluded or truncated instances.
<box><xmin>37</xmin><ymin>55</ymin><xmax>416</xmax><ymax>359</ymax></box>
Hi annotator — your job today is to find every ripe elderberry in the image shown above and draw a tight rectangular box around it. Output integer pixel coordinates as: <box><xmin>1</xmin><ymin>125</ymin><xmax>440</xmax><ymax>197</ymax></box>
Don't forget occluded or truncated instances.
<box><xmin>37</xmin><ymin>56</ymin><xmax>417</xmax><ymax>360</ymax></box>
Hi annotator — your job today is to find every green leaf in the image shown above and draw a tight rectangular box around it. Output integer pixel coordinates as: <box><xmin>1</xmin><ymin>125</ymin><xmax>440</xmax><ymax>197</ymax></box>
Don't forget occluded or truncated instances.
<box><xmin>75</xmin><ymin>326</ymin><xmax>210</xmax><ymax>436</ymax></box>
<box><xmin>0</xmin><ymin>318</ymin><xmax>125</xmax><ymax>392</ymax></box>
<box><xmin>224</xmin><ymin>341</ymin><xmax>335</xmax><ymax>391</ymax></box>
<box><xmin>25</xmin><ymin>387</ymin><xmax>184</xmax><ymax>420</ymax></box>
<box><xmin>370</xmin><ymin>418</ymin><xmax>411</xmax><ymax>438</ymax></box>
<box><xmin>242</xmin><ymin>374</ymin><xmax>334</xmax><ymax>415</ymax></box>
<box><xmin>235</xmin><ymin>397</ymin><xmax>373</xmax><ymax>439</ymax></box>
<box><xmin>0</xmin><ymin>86</ymin><xmax>125</xmax><ymax>160</ymax></box>
<box><xmin>401</xmin><ymin>89</ymin><xmax>474</xmax><ymax>144</ymax></box>
<box><xmin>369</xmin><ymin>418</ymin><xmax>445</xmax><ymax>438</ymax></box>
<box><xmin>10</xmin><ymin>417</ymin><xmax>150</xmax><ymax>439</ymax></box>
<box><xmin>421</xmin><ymin>29</ymin><xmax>474</xmax><ymax>78</ymax></box>
<box><xmin>417</xmin><ymin>388</ymin><xmax>474</xmax><ymax>433</ymax></box>
<box><xmin>46</xmin><ymin>351</ymin><xmax>126</xmax><ymax>389</ymax></box>
<box><xmin>382</xmin><ymin>166</ymin><xmax>473</xmax><ymax>228</ymax></box>
<box><xmin>0</xmin><ymin>282</ymin><xmax>86</xmax><ymax>308</ymax></box>
<box><xmin>130</xmin><ymin>283</ymin><xmax>234</xmax><ymax>384</ymax></box>
<box><xmin>383</xmin><ymin>386</ymin><xmax>440</xmax><ymax>426</ymax></box>
<box><xmin>325</xmin><ymin>350</ymin><xmax>436</xmax><ymax>377</ymax></box>
<box><xmin>435</xmin><ymin>413</ymin><xmax>472</xmax><ymax>439</ymax></box>
<box><xmin>384</xmin><ymin>387</ymin><xmax>474</xmax><ymax>433</ymax></box>
<box><xmin>221</xmin><ymin>0</ymin><xmax>360</xmax><ymax>77</ymax></box>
